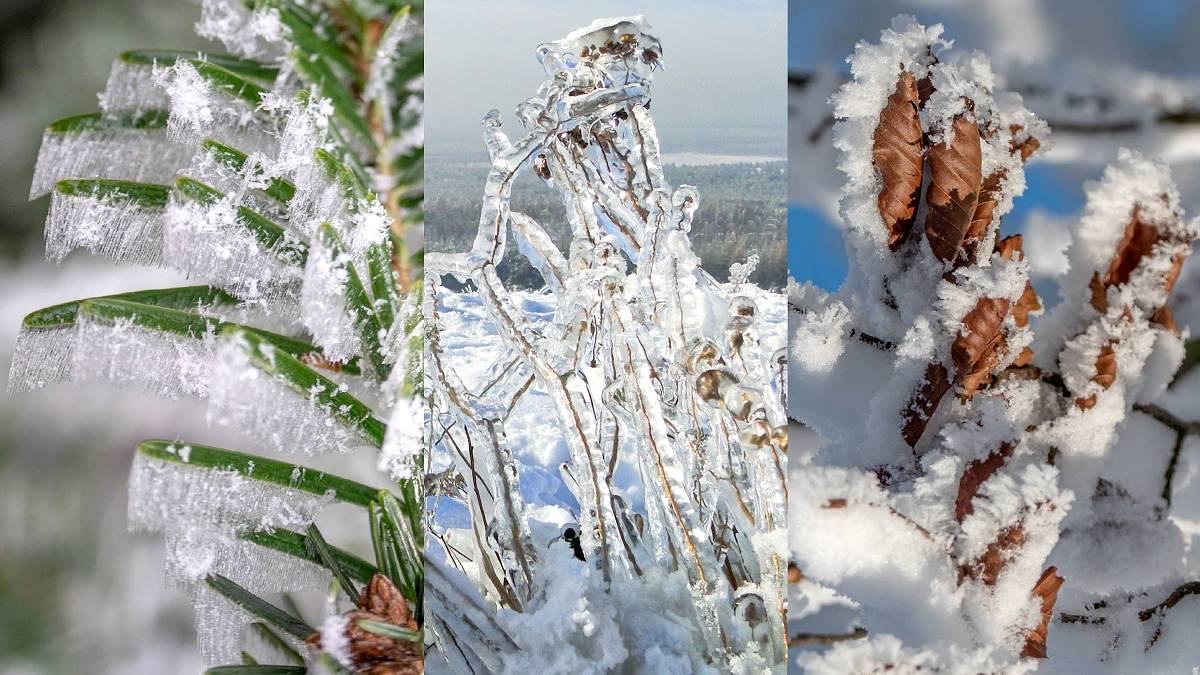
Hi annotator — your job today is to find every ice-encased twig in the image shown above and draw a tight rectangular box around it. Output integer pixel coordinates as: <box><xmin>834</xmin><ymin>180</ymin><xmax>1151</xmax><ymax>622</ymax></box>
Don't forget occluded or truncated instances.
<box><xmin>428</xmin><ymin>16</ymin><xmax>788</xmax><ymax>669</ymax></box>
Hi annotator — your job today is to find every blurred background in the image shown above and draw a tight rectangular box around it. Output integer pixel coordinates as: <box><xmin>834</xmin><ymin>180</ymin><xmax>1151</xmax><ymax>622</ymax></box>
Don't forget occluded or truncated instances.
<box><xmin>0</xmin><ymin>1</ymin><xmax>209</xmax><ymax>672</ymax></box>
<box><xmin>788</xmin><ymin>0</ymin><xmax>1200</xmax><ymax>327</ymax></box>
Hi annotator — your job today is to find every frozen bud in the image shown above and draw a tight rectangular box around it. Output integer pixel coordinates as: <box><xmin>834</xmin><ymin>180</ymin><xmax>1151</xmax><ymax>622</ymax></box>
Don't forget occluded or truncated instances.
<box><xmin>686</xmin><ymin>337</ymin><xmax>723</xmax><ymax>374</ymax></box>
<box><xmin>672</xmin><ymin>185</ymin><xmax>700</xmax><ymax>217</ymax></box>
<box><xmin>534</xmin><ymin>154</ymin><xmax>551</xmax><ymax>181</ymax></box>
<box><xmin>729</xmin><ymin>295</ymin><xmax>758</xmax><ymax>321</ymax></box>
<box><xmin>516</xmin><ymin>100</ymin><xmax>544</xmax><ymax>129</ymax></box>
<box><xmin>723</xmin><ymin>384</ymin><xmax>765</xmax><ymax>421</ymax></box>
<box><xmin>739</xmin><ymin>419</ymin><xmax>773</xmax><ymax>449</ymax></box>
<box><xmin>601</xmin><ymin>379</ymin><xmax>630</xmax><ymax>410</ymax></box>
<box><xmin>647</xmin><ymin>188</ymin><xmax>672</xmax><ymax>225</ymax></box>
<box><xmin>770</xmin><ymin>425</ymin><xmax>788</xmax><ymax>450</ymax></box>
<box><xmin>695</xmin><ymin>368</ymin><xmax>737</xmax><ymax>405</ymax></box>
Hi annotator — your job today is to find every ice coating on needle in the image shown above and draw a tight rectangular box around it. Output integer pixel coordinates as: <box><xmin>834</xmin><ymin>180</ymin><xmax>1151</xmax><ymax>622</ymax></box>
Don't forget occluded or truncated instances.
<box><xmin>127</xmin><ymin>447</ymin><xmax>335</xmax><ymax>535</ymax></box>
<box><xmin>207</xmin><ymin>332</ymin><xmax>371</xmax><ymax>455</ymax></box>
<box><xmin>45</xmin><ymin>191</ymin><xmax>164</xmax><ymax>265</ymax></box>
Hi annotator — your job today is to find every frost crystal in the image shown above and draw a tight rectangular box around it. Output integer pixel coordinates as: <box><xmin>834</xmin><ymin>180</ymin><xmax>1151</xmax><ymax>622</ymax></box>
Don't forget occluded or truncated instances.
<box><xmin>72</xmin><ymin>314</ymin><xmax>214</xmax><ymax>399</ymax></box>
<box><xmin>45</xmin><ymin>191</ymin><xmax>163</xmax><ymax>265</ymax></box>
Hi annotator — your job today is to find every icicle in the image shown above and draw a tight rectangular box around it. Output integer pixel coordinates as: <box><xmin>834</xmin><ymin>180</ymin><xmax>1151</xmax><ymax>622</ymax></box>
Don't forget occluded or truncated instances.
<box><xmin>44</xmin><ymin>190</ymin><xmax>164</xmax><ymax>264</ymax></box>
<box><xmin>29</xmin><ymin>124</ymin><xmax>191</xmax><ymax>200</ymax></box>
<box><xmin>7</xmin><ymin>324</ymin><xmax>73</xmax><ymax>394</ymax></box>
<box><xmin>207</xmin><ymin>332</ymin><xmax>370</xmax><ymax>455</ymax></box>
<box><xmin>72</xmin><ymin>312</ymin><xmax>214</xmax><ymax>399</ymax></box>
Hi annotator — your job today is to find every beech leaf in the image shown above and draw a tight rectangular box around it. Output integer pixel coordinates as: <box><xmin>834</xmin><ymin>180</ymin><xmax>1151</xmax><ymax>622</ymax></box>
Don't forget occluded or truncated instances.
<box><xmin>873</xmin><ymin>71</ymin><xmax>925</xmax><ymax>251</ymax></box>
<box><xmin>924</xmin><ymin>113</ymin><xmax>983</xmax><ymax>262</ymax></box>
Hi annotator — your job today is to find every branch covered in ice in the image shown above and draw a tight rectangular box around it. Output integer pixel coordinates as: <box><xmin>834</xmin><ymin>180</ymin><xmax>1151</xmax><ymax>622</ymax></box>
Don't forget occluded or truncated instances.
<box><xmin>426</xmin><ymin>17</ymin><xmax>788</xmax><ymax>671</ymax></box>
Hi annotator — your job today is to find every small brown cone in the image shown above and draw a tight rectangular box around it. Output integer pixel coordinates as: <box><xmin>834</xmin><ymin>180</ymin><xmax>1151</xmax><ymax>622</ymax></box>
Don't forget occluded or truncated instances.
<box><xmin>307</xmin><ymin>574</ymin><xmax>423</xmax><ymax>675</ymax></box>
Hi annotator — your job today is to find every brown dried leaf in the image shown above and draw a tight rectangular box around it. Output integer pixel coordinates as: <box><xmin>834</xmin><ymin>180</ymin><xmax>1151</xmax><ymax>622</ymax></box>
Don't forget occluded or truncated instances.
<box><xmin>917</xmin><ymin>74</ymin><xmax>935</xmax><ymax>108</ymax></box>
<box><xmin>1021</xmin><ymin>566</ymin><xmax>1064</xmax><ymax>659</ymax></box>
<box><xmin>1104</xmin><ymin>206</ymin><xmax>1162</xmax><ymax>289</ymax></box>
<box><xmin>902</xmin><ymin>296</ymin><xmax>1014</xmax><ymax>446</ymax></box>
<box><xmin>960</xmin><ymin>170</ymin><xmax>1003</xmax><ymax>265</ymax></box>
<box><xmin>1009</xmin><ymin>124</ymin><xmax>1042</xmax><ymax>162</ymax></box>
<box><xmin>1152</xmin><ymin>305</ymin><xmax>1179</xmax><ymax>333</ymax></box>
<box><xmin>1076</xmin><ymin>341</ymin><xmax>1118</xmax><ymax>410</ymax></box>
<box><xmin>996</xmin><ymin>235</ymin><xmax>1043</xmax><ymax>328</ymax></box>
<box><xmin>954</xmin><ymin>443</ymin><xmax>1015</xmax><ymax>522</ymax></box>
<box><xmin>901</xmin><ymin>363</ymin><xmax>952</xmax><ymax>447</ymax></box>
<box><xmin>924</xmin><ymin>113</ymin><xmax>983</xmax><ymax>261</ymax></box>
<box><xmin>873</xmin><ymin>71</ymin><xmax>926</xmax><ymax>250</ymax></box>
<box><xmin>1163</xmin><ymin>252</ymin><xmax>1187</xmax><ymax>297</ymax></box>
<box><xmin>952</xmin><ymin>297</ymin><xmax>1012</xmax><ymax>399</ymax></box>
<box><xmin>960</xmin><ymin>524</ymin><xmax>1026</xmax><ymax>586</ymax></box>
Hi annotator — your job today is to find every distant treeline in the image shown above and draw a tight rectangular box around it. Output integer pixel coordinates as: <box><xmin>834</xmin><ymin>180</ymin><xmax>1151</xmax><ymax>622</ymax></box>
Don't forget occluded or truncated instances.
<box><xmin>426</xmin><ymin>160</ymin><xmax>787</xmax><ymax>290</ymax></box>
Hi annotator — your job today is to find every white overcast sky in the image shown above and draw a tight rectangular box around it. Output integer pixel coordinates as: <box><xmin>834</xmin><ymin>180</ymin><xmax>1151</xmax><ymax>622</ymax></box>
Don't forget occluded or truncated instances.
<box><xmin>426</xmin><ymin>0</ymin><xmax>787</xmax><ymax>158</ymax></box>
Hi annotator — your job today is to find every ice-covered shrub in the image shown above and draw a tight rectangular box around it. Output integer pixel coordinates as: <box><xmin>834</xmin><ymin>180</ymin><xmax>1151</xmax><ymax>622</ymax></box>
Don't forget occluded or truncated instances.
<box><xmin>425</xmin><ymin>17</ymin><xmax>789</xmax><ymax>674</ymax></box>
<box><xmin>10</xmin><ymin>1</ymin><xmax>424</xmax><ymax>672</ymax></box>
<box><xmin>788</xmin><ymin>17</ymin><xmax>1199</xmax><ymax>673</ymax></box>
